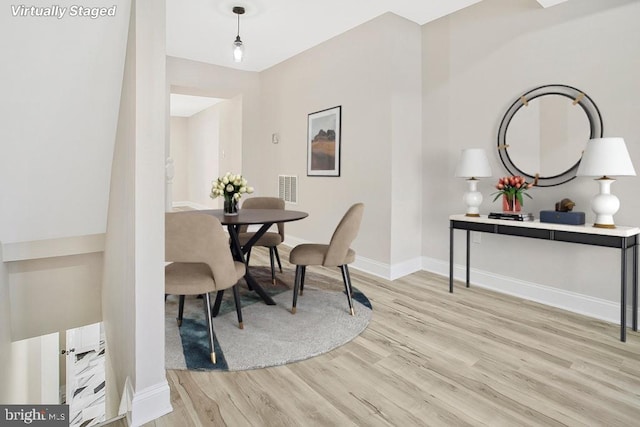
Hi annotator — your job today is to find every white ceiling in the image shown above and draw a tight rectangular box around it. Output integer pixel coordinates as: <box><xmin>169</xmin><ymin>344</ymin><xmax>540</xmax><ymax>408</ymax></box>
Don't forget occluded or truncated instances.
<box><xmin>166</xmin><ymin>0</ymin><xmax>487</xmax><ymax>72</ymax></box>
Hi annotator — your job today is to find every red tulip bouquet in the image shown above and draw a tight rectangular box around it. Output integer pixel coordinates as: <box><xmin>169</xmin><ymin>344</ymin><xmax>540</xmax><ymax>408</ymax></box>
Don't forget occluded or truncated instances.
<box><xmin>492</xmin><ymin>175</ymin><xmax>534</xmax><ymax>212</ymax></box>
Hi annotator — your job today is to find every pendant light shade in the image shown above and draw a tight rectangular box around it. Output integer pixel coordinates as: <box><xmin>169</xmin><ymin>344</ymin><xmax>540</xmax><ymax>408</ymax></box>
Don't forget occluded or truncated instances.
<box><xmin>232</xmin><ymin>6</ymin><xmax>245</xmax><ymax>63</ymax></box>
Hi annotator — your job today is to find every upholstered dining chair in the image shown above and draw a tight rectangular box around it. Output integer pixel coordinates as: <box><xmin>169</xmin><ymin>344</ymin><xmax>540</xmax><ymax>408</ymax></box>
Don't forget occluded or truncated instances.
<box><xmin>289</xmin><ymin>203</ymin><xmax>364</xmax><ymax>315</ymax></box>
<box><xmin>165</xmin><ymin>212</ymin><xmax>246</xmax><ymax>364</ymax></box>
<box><xmin>237</xmin><ymin>197</ymin><xmax>286</xmax><ymax>284</ymax></box>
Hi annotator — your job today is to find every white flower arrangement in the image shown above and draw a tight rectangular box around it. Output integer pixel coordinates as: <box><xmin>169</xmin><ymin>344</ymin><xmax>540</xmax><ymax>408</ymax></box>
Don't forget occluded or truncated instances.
<box><xmin>210</xmin><ymin>172</ymin><xmax>254</xmax><ymax>202</ymax></box>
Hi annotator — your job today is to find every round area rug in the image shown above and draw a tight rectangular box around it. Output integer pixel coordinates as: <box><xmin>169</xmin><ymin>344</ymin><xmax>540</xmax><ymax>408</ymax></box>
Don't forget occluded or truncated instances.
<box><xmin>165</xmin><ymin>267</ymin><xmax>372</xmax><ymax>371</ymax></box>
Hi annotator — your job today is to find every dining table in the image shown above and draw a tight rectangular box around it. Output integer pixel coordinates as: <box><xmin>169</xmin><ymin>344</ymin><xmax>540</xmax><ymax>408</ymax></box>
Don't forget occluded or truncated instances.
<box><xmin>197</xmin><ymin>208</ymin><xmax>309</xmax><ymax>306</ymax></box>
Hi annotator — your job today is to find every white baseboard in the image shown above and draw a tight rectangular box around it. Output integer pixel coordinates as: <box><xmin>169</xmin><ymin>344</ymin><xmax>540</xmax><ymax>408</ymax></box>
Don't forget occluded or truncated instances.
<box><xmin>283</xmin><ymin>236</ymin><xmax>420</xmax><ymax>280</ymax></box>
<box><xmin>422</xmin><ymin>255</ymin><xmax>637</xmax><ymax>327</ymax></box>
<box><xmin>282</xmin><ymin>237</ymin><xmax>637</xmax><ymax>325</ymax></box>
<box><xmin>172</xmin><ymin>201</ymin><xmax>210</xmax><ymax>210</ymax></box>
<box><xmin>127</xmin><ymin>381</ymin><xmax>172</xmax><ymax>427</ymax></box>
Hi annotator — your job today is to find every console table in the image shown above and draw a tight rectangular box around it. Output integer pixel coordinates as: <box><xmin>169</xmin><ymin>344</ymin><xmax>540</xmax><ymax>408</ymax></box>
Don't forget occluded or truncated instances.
<box><xmin>449</xmin><ymin>214</ymin><xmax>639</xmax><ymax>342</ymax></box>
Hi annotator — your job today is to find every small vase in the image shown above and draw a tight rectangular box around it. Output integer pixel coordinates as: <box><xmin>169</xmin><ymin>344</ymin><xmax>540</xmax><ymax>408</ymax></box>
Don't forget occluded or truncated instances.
<box><xmin>224</xmin><ymin>198</ymin><xmax>238</xmax><ymax>216</ymax></box>
<box><xmin>502</xmin><ymin>194</ymin><xmax>522</xmax><ymax>213</ymax></box>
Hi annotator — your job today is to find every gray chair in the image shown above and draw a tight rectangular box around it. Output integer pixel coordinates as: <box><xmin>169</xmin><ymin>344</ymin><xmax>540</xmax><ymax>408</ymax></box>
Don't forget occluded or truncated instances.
<box><xmin>238</xmin><ymin>197</ymin><xmax>286</xmax><ymax>284</ymax></box>
<box><xmin>289</xmin><ymin>203</ymin><xmax>364</xmax><ymax>315</ymax></box>
<box><xmin>165</xmin><ymin>212</ymin><xmax>246</xmax><ymax>364</ymax></box>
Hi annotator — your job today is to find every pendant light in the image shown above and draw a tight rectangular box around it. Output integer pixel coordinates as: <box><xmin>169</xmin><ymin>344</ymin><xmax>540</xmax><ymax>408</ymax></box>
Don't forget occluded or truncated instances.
<box><xmin>232</xmin><ymin>6</ymin><xmax>245</xmax><ymax>63</ymax></box>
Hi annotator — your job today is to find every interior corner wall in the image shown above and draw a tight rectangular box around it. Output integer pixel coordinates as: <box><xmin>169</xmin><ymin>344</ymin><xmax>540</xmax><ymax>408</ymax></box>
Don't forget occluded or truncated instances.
<box><xmin>254</xmin><ymin>13</ymin><xmax>422</xmax><ymax>267</ymax></box>
<box><xmin>389</xmin><ymin>15</ymin><xmax>423</xmax><ymax>270</ymax></box>
<box><xmin>103</xmin><ymin>1</ymin><xmax>171</xmax><ymax>424</ymax></box>
<box><xmin>185</xmin><ymin>105</ymin><xmax>221</xmax><ymax>208</ymax></box>
<box><xmin>422</xmin><ymin>0</ymin><xmax>640</xmax><ymax>306</ymax></box>
<box><xmin>102</xmin><ymin>1</ymin><xmax>136</xmax><ymax>418</ymax></box>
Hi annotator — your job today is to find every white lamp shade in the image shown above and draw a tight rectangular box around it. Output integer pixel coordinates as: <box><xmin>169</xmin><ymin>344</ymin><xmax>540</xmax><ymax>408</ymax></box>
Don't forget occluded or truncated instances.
<box><xmin>576</xmin><ymin>137</ymin><xmax>636</xmax><ymax>177</ymax></box>
<box><xmin>455</xmin><ymin>148</ymin><xmax>492</xmax><ymax>178</ymax></box>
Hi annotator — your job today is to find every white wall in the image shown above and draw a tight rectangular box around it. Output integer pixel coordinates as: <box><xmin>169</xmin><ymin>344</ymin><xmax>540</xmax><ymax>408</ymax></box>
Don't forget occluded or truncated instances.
<box><xmin>169</xmin><ymin>117</ymin><xmax>189</xmax><ymax>202</ymax></box>
<box><xmin>0</xmin><ymin>245</ymin><xmax>11</xmax><ymax>402</ymax></box>
<box><xmin>185</xmin><ymin>106</ymin><xmax>221</xmax><ymax>206</ymax></box>
<box><xmin>102</xmin><ymin>1</ymin><xmax>171</xmax><ymax>424</ymax></box>
<box><xmin>8</xmin><ymin>253</ymin><xmax>103</xmax><ymax>341</ymax></box>
<box><xmin>254</xmin><ymin>13</ymin><xmax>423</xmax><ymax>272</ymax></box>
<box><xmin>0</xmin><ymin>0</ymin><xmax>129</xmax><ymax>406</ymax></box>
<box><xmin>0</xmin><ymin>0</ymin><xmax>129</xmax><ymax>244</ymax></box>
<box><xmin>389</xmin><ymin>15</ymin><xmax>423</xmax><ymax>272</ymax></box>
<box><xmin>422</xmin><ymin>0</ymin><xmax>640</xmax><ymax>319</ymax></box>
<box><xmin>7</xmin><ymin>334</ymin><xmax>59</xmax><ymax>404</ymax></box>
<box><xmin>168</xmin><ymin>57</ymin><xmax>260</xmax><ymax>176</ymax></box>
<box><xmin>170</xmin><ymin>96</ymin><xmax>243</xmax><ymax>209</ymax></box>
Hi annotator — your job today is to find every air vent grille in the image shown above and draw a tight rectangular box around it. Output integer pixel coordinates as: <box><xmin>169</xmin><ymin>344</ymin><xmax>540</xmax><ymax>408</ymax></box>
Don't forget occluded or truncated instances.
<box><xmin>278</xmin><ymin>175</ymin><xmax>298</xmax><ymax>204</ymax></box>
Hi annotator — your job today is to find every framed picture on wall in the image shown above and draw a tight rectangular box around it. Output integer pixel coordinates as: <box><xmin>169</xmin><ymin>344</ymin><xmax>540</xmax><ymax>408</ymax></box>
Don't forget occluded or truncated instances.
<box><xmin>307</xmin><ymin>106</ymin><xmax>341</xmax><ymax>177</ymax></box>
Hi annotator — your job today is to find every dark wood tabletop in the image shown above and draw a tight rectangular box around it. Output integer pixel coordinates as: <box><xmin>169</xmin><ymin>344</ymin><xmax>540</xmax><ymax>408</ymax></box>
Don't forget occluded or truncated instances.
<box><xmin>197</xmin><ymin>209</ymin><xmax>308</xmax><ymax>225</ymax></box>
<box><xmin>188</xmin><ymin>208</ymin><xmax>309</xmax><ymax>306</ymax></box>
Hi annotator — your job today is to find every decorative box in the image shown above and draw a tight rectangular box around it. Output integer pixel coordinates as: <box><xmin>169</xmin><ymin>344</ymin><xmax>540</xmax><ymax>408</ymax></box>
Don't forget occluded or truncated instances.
<box><xmin>539</xmin><ymin>210</ymin><xmax>586</xmax><ymax>225</ymax></box>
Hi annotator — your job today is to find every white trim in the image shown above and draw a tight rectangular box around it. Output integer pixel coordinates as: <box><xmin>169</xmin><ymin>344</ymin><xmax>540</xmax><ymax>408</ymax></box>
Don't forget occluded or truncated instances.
<box><xmin>118</xmin><ymin>376</ymin><xmax>134</xmax><ymax>419</ymax></box>
<box><xmin>422</xmin><ymin>255</ymin><xmax>637</xmax><ymax>326</ymax></box>
<box><xmin>351</xmin><ymin>256</ymin><xmax>390</xmax><ymax>280</ymax></box>
<box><xmin>128</xmin><ymin>381</ymin><xmax>172</xmax><ymax>427</ymax></box>
<box><xmin>2</xmin><ymin>233</ymin><xmax>105</xmax><ymax>262</ymax></box>
<box><xmin>172</xmin><ymin>201</ymin><xmax>210</xmax><ymax>210</ymax></box>
<box><xmin>283</xmin><ymin>235</ymin><xmax>419</xmax><ymax>280</ymax></box>
<box><xmin>389</xmin><ymin>257</ymin><xmax>422</xmax><ymax>280</ymax></box>
<box><xmin>283</xmin><ymin>237</ymin><xmax>638</xmax><ymax>326</ymax></box>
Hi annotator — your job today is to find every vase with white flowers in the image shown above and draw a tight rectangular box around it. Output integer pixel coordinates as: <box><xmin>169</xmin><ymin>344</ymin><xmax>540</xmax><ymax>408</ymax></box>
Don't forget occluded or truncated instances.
<box><xmin>210</xmin><ymin>172</ymin><xmax>254</xmax><ymax>215</ymax></box>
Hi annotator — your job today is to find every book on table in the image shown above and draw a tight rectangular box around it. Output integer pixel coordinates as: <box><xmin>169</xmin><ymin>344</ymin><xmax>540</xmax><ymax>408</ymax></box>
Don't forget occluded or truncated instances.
<box><xmin>488</xmin><ymin>212</ymin><xmax>534</xmax><ymax>221</ymax></box>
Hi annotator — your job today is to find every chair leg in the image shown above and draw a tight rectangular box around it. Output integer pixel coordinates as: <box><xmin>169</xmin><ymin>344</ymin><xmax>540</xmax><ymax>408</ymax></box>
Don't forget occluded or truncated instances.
<box><xmin>269</xmin><ymin>247</ymin><xmax>276</xmax><ymax>284</ymax></box>
<box><xmin>292</xmin><ymin>265</ymin><xmax>305</xmax><ymax>314</ymax></box>
<box><xmin>231</xmin><ymin>284</ymin><xmax>244</xmax><ymax>329</ymax></box>
<box><xmin>246</xmin><ymin>248</ymin><xmax>252</xmax><ymax>266</ymax></box>
<box><xmin>340</xmin><ymin>265</ymin><xmax>355</xmax><ymax>316</ymax></box>
<box><xmin>177</xmin><ymin>295</ymin><xmax>185</xmax><ymax>326</ymax></box>
<box><xmin>273</xmin><ymin>246</ymin><xmax>283</xmax><ymax>273</ymax></box>
<box><xmin>203</xmin><ymin>292</ymin><xmax>217</xmax><ymax>364</ymax></box>
<box><xmin>212</xmin><ymin>290</ymin><xmax>224</xmax><ymax>317</ymax></box>
<box><xmin>299</xmin><ymin>265</ymin><xmax>306</xmax><ymax>296</ymax></box>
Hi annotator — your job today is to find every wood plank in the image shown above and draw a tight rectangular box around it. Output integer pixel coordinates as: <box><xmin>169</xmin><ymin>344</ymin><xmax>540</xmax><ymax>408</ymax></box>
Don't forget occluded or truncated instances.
<box><xmin>145</xmin><ymin>245</ymin><xmax>640</xmax><ymax>426</ymax></box>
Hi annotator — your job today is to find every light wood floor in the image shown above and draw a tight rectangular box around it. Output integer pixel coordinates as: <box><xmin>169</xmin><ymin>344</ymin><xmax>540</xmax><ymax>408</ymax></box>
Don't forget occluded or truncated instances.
<box><xmin>138</xmin><ymin>246</ymin><xmax>640</xmax><ymax>426</ymax></box>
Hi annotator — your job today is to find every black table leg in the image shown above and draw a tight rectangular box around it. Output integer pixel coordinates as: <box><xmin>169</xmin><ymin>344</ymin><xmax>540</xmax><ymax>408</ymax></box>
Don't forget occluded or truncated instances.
<box><xmin>466</xmin><ymin>230</ymin><xmax>470</xmax><ymax>287</ymax></box>
<box><xmin>449</xmin><ymin>222</ymin><xmax>454</xmax><ymax>293</ymax></box>
<box><xmin>634</xmin><ymin>241</ymin><xmax>638</xmax><ymax>331</ymax></box>
<box><xmin>621</xmin><ymin>243</ymin><xmax>627</xmax><ymax>342</ymax></box>
<box><xmin>227</xmin><ymin>224</ymin><xmax>276</xmax><ymax>306</ymax></box>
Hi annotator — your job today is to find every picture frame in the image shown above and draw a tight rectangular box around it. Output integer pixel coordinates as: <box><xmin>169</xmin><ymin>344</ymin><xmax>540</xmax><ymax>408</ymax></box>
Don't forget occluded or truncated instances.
<box><xmin>307</xmin><ymin>106</ymin><xmax>341</xmax><ymax>177</ymax></box>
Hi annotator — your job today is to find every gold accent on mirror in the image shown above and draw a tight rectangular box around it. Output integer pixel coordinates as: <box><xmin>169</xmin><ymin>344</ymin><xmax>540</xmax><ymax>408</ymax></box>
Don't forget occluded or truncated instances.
<box><xmin>572</xmin><ymin>92</ymin><xmax>585</xmax><ymax>105</ymax></box>
<box><xmin>498</xmin><ymin>144</ymin><xmax>510</xmax><ymax>150</ymax></box>
<box><xmin>520</xmin><ymin>96</ymin><xmax>529</xmax><ymax>106</ymax></box>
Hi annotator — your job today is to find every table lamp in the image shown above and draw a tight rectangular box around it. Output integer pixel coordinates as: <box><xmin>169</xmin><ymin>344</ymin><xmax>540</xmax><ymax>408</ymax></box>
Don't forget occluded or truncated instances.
<box><xmin>576</xmin><ymin>137</ymin><xmax>636</xmax><ymax>228</ymax></box>
<box><xmin>455</xmin><ymin>148</ymin><xmax>492</xmax><ymax>217</ymax></box>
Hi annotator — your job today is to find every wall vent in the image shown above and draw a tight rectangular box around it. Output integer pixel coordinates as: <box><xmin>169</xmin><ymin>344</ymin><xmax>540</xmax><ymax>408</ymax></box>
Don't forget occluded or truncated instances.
<box><xmin>278</xmin><ymin>175</ymin><xmax>298</xmax><ymax>204</ymax></box>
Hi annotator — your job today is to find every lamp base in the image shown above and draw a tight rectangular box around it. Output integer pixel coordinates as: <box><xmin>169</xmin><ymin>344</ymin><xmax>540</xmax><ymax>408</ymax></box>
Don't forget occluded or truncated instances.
<box><xmin>590</xmin><ymin>178</ymin><xmax>619</xmax><ymax>229</ymax></box>
<box><xmin>463</xmin><ymin>179</ymin><xmax>483</xmax><ymax>217</ymax></box>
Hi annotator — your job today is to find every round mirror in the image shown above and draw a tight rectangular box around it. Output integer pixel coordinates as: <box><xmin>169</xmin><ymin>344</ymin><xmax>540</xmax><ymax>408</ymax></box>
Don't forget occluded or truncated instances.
<box><xmin>497</xmin><ymin>84</ymin><xmax>603</xmax><ymax>187</ymax></box>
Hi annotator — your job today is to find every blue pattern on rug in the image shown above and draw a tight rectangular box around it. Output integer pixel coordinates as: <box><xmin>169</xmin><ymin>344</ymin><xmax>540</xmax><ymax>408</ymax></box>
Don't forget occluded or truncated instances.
<box><xmin>180</xmin><ymin>318</ymin><xmax>229</xmax><ymax>370</ymax></box>
<box><xmin>176</xmin><ymin>286</ymin><xmax>372</xmax><ymax>371</ymax></box>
